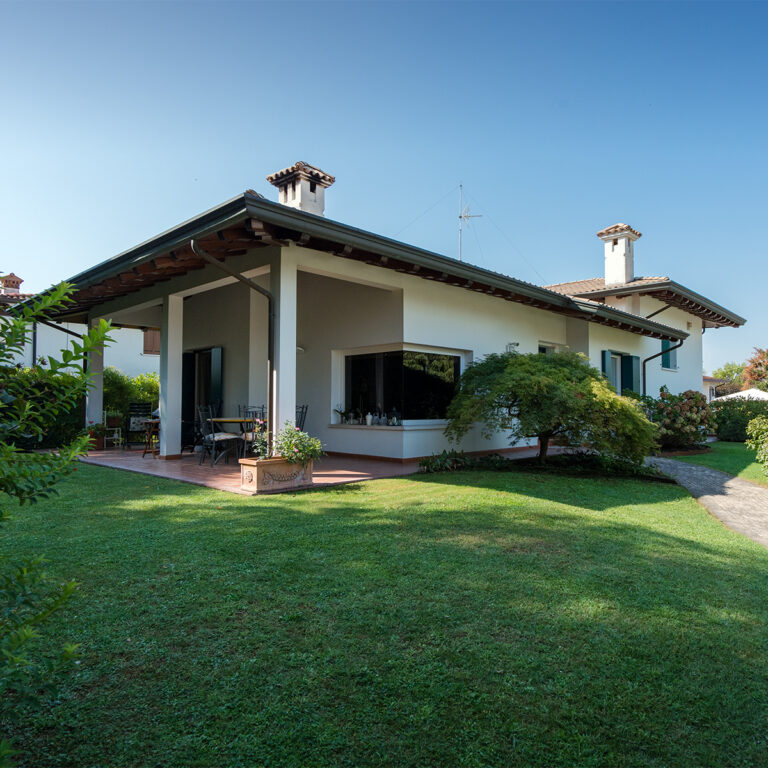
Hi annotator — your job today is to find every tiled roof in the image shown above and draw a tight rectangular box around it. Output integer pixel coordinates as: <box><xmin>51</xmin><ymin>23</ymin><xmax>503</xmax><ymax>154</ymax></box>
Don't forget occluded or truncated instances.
<box><xmin>596</xmin><ymin>223</ymin><xmax>642</xmax><ymax>239</ymax></box>
<box><xmin>266</xmin><ymin>161</ymin><xmax>335</xmax><ymax>187</ymax></box>
<box><xmin>545</xmin><ymin>276</ymin><xmax>670</xmax><ymax>295</ymax></box>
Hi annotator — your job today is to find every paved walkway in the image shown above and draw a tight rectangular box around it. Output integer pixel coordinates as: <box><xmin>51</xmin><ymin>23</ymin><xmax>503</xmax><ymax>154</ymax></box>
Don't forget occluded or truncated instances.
<box><xmin>649</xmin><ymin>457</ymin><xmax>768</xmax><ymax>548</ymax></box>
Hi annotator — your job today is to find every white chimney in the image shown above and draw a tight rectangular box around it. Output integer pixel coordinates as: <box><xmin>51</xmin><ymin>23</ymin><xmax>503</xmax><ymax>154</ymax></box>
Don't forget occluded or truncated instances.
<box><xmin>266</xmin><ymin>161</ymin><xmax>335</xmax><ymax>217</ymax></box>
<box><xmin>0</xmin><ymin>272</ymin><xmax>23</xmax><ymax>295</ymax></box>
<box><xmin>596</xmin><ymin>223</ymin><xmax>641</xmax><ymax>287</ymax></box>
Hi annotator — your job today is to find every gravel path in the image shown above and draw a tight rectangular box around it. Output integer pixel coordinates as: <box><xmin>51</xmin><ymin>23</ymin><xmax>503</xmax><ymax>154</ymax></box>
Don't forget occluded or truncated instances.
<box><xmin>649</xmin><ymin>457</ymin><xmax>768</xmax><ymax>548</ymax></box>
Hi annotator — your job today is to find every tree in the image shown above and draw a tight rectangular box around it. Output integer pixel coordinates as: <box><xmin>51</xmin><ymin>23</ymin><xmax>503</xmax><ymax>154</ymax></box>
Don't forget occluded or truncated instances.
<box><xmin>444</xmin><ymin>351</ymin><xmax>656</xmax><ymax>464</ymax></box>
<box><xmin>744</xmin><ymin>348</ymin><xmax>768</xmax><ymax>392</ymax></box>
<box><xmin>712</xmin><ymin>361</ymin><xmax>745</xmax><ymax>396</ymax></box>
<box><xmin>0</xmin><ymin>284</ymin><xmax>110</xmax><ymax>765</ymax></box>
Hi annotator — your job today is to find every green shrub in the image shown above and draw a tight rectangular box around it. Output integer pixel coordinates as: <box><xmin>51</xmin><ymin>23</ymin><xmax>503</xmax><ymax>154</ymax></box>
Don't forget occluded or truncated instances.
<box><xmin>711</xmin><ymin>398</ymin><xmax>768</xmax><ymax>442</ymax></box>
<box><xmin>746</xmin><ymin>416</ymin><xmax>768</xmax><ymax>476</ymax></box>
<box><xmin>445</xmin><ymin>351</ymin><xmax>656</xmax><ymax>465</ymax></box>
<box><xmin>103</xmin><ymin>367</ymin><xmax>159</xmax><ymax>421</ymax></box>
<box><xmin>0</xmin><ymin>367</ymin><xmax>84</xmax><ymax>450</ymax></box>
<box><xmin>642</xmin><ymin>387</ymin><xmax>713</xmax><ymax>449</ymax></box>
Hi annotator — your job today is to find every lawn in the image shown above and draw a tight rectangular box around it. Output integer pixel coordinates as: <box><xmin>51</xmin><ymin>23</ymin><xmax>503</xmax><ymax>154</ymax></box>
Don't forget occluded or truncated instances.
<box><xmin>676</xmin><ymin>441</ymin><xmax>768</xmax><ymax>487</ymax></box>
<box><xmin>3</xmin><ymin>464</ymin><xmax>768</xmax><ymax>767</ymax></box>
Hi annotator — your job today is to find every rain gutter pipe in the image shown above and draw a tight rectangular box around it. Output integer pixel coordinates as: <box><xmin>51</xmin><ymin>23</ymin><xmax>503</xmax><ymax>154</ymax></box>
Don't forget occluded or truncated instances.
<box><xmin>190</xmin><ymin>239</ymin><xmax>275</xmax><ymax>441</ymax></box>
<box><xmin>641</xmin><ymin>339</ymin><xmax>685</xmax><ymax>396</ymax></box>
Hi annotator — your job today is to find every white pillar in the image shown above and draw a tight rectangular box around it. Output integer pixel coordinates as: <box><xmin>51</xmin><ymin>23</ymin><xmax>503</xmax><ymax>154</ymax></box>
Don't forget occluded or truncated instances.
<box><xmin>159</xmin><ymin>294</ymin><xmax>183</xmax><ymax>458</ymax></box>
<box><xmin>270</xmin><ymin>248</ymin><xmax>298</xmax><ymax>442</ymax></box>
<box><xmin>85</xmin><ymin>317</ymin><xmax>104</xmax><ymax>428</ymax></box>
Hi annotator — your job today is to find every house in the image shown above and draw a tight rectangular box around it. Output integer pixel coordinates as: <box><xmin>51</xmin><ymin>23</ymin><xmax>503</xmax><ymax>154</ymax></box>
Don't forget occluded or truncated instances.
<box><xmin>33</xmin><ymin>161</ymin><xmax>746</xmax><ymax>460</ymax></box>
<box><xmin>1</xmin><ymin>272</ymin><xmax>160</xmax><ymax>379</ymax></box>
<box><xmin>702</xmin><ymin>375</ymin><xmax>727</xmax><ymax>402</ymax></box>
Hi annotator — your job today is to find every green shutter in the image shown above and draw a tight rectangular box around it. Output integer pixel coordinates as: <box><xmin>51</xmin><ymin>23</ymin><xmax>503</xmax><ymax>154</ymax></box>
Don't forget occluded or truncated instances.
<box><xmin>621</xmin><ymin>355</ymin><xmax>641</xmax><ymax>394</ymax></box>
<box><xmin>601</xmin><ymin>350</ymin><xmax>612</xmax><ymax>376</ymax></box>
<box><xmin>661</xmin><ymin>340</ymin><xmax>671</xmax><ymax>369</ymax></box>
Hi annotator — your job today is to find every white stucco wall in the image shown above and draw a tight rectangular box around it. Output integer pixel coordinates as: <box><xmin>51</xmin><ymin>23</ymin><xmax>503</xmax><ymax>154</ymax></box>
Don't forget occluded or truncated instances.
<box><xmin>599</xmin><ymin>296</ymin><xmax>703</xmax><ymax>396</ymax></box>
<box><xmin>5</xmin><ymin>319</ymin><xmax>159</xmax><ymax>378</ymax></box>
<box><xmin>183</xmin><ymin>282</ymin><xmax>254</xmax><ymax>413</ymax></box>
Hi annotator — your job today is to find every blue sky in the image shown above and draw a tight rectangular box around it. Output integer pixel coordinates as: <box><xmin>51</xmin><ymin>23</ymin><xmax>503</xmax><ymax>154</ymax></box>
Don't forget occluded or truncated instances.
<box><xmin>0</xmin><ymin>0</ymin><xmax>765</xmax><ymax>372</ymax></box>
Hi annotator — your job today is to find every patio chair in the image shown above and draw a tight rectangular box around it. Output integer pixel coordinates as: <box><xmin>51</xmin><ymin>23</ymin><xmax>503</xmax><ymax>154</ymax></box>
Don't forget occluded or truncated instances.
<box><xmin>125</xmin><ymin>402</ymin><xmax>152</xmax><ymax>449</ymax></box>
<box><xmin>296</xmin><ymin>404</ymin><xmax>308</xmax><ymax>431</ymax></box>
<box><xmin>197</xmin><ymin>405</ymin><xmax>239</xmax><ymax>466</ymax></box>
<box><xmin>238</xmin><ymin>404</ymin><xmax>266</xmax><ymax>420</ymax></box>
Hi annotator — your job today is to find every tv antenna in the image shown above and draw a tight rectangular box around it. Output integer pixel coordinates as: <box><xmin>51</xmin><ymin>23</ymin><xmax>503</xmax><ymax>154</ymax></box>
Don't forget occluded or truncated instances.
<box><xmin>458</xmin><ymin>184</ymin><xmax>482</xmax><ymax>261</ymax></box>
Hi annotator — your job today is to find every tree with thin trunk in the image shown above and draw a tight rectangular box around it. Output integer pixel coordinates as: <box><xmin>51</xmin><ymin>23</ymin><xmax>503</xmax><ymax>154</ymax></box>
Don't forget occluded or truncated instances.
<box><xmin>445</xmin><ymin>351</ymin><xmax>655</xmax><ymax>465</ymax></box>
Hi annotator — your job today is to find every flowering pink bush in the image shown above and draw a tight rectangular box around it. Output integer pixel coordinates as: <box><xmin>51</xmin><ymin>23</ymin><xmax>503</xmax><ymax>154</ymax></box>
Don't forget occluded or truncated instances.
<box><xmin>642</xmin><ymin>387</ymin><xmax>713</xmax><ymax>449</ymax></box>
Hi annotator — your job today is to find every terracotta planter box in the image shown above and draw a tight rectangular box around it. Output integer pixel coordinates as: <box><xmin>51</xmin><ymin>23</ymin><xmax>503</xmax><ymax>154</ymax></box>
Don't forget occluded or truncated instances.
<box><xmin>90</xmin><ymin>436</ymin><xmax>105</xmax><ymax>450</ymax></box>
<box><xmin>239</xmin><ymin>457</ymin><xmax>313</xmax><ymax>494</ymax></box>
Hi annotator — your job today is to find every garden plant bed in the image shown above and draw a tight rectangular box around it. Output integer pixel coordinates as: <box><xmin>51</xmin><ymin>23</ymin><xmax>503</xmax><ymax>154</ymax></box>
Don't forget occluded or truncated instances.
<box><xmin>421</xmin><ymin>450</ymin><xmax>675</xmax><ymax>483</ymax></box>
<box><xmin>5</xmin><ymin>463</ymin><xmax>768</xmax><ymax>767</ymax></box>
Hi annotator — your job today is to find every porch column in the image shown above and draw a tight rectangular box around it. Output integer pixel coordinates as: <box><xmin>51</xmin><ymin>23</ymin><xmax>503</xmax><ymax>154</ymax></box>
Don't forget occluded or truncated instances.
<box><xmin>270</xmin><ymin>248</ymin><xmax>298</xmax><ymax>442</ymax></box>
<box><xmin>84</xmin><ymin>317</ymin><xmax>104</xmax><ymax>428</ymax></box>
<box><xmin>159</xmin><ymin>294</ymin><xmax>183</xmax><ymax>458</ymax></box>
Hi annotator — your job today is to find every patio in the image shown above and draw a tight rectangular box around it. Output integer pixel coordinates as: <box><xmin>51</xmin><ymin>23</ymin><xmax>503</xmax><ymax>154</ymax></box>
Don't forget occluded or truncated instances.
<box><xmin>80</xmin><ymin>448</ymin><xmax>422</xmax><ymax>495</ymax></box>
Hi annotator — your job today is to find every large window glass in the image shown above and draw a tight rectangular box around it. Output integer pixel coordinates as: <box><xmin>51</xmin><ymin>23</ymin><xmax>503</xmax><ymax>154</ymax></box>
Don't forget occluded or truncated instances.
<box><xmin>345</xmin><ymin>351</ymin><xmax>460</xmax><ymax>420</ymax></box>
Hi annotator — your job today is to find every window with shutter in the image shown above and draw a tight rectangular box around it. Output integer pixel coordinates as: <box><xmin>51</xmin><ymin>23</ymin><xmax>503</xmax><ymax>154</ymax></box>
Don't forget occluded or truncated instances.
<box><xmin>143</xmin><ymin>329</ymin><xmax>160</xmax><ymax>355</ymax></box>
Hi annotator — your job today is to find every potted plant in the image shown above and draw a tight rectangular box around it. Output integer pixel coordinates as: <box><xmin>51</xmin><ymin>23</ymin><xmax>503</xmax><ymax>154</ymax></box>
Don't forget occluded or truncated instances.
<box><xmin>85</xmin><ymin>421</ymin><xmax>107</xmax><ymax>450</ymax></box>
<box><xmin>239</xmin><ymin>422</ymin><xmax>324</xmax><ymax>494</ymax></box>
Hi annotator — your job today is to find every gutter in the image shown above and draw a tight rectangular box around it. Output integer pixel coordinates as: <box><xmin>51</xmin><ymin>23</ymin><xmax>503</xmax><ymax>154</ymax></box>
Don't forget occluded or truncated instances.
<box><xmin>572</xmin><ymin>279</ymin><xmax>745</xmax><ymax>327</ymax></box>
<box><xmin>641</xmin><ymin>339</ymin><xmax>685</xmax><ymax>395</ymax></box>
<box><xmin>23</xmin><ymin>191</ymin><xmax>690</xmax><ymax>342</ymax></box>
<box><xmin>190</xmin><ymin>239</ymin><xmax>275</xmax><ymax>442</ymax></box>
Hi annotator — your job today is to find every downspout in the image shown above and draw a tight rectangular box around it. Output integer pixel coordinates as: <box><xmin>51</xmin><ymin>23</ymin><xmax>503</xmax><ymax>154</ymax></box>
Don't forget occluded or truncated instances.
<box><xmin>189</xmin><ymin>239</ymin><xmax>275</xmax><ymax>441</ymax></box>
<box><xmin>641</xmin><ymin>338</ymin><xmax>685</xmax><ymax>396</ymax></box>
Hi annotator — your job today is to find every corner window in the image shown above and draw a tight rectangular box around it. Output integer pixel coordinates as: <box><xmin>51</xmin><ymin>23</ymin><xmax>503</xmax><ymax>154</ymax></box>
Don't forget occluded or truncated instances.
<box><xmin>345</xmin><ymin>351</ymin><xmax>460</xmax><ymax>420</ymax></box>
<box><xmin>143</xmin><ymin>329</ymin><xmax>160</xmax><ymax>356</ymax></box>
<box><xmin>661</xmin><ymin>340</ymin><xmax>678</xmax><ymax>370</ymax></box>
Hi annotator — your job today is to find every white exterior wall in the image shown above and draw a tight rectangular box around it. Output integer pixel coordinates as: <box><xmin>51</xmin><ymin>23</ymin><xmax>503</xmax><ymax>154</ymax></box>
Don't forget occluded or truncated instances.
<box><xmin>183</xmin><ymin>282</ymin><xmax>254</xmax><ymax>413</ymax></box>
<box><xmin>7</xmin><ymin>320</ymin><xmax>159</xmax><ymax>378</ymax></box>
<box><xmin>595</xmin><ymin>295</ymin><xmax>703</xmax><ymax>396</ymax></box>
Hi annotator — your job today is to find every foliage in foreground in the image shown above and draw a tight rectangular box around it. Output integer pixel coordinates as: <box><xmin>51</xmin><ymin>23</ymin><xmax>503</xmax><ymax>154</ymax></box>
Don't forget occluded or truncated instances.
<box><xmin>0</xmin><ymin>284</ymin><xmax>109</xmax><ymax>764</ymax></box>
<box><xmin>746</xmin><ymin>416</ymin><xmax>768</xmax><ymax>477</ymax></box>
<box><xmin>3</xmin><ymin>465</ymin><xmax>768</xmax><ymax>767</ymax></box>
<box><xmin>638</xmin><ymin>387</ymin><xmax>713</xmax><ymax>449</ymax></box>
<box><xmin>711</xmin><ymin>396</ymin><xmax>768</xmax><ymax>442</ymax></box>
<box><xmin>445</xmin><ymin>351</ymin><xmax>656</xmax><ymax>464</ymax></box>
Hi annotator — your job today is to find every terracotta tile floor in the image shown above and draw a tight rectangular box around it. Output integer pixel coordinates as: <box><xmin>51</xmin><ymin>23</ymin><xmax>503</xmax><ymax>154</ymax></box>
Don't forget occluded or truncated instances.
<box><xmin>81</xmin><ymin>449</ymin><xmax>421</xmax><ymax>495</ymax></box>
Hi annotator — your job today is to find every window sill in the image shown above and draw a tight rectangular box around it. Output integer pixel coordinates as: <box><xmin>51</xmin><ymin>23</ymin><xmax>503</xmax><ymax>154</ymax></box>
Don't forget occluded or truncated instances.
<box><xmin>661</xmin><ymin>367</ymin><xmax>678</xmax><ymax>372</ymax></box>
<box><xmin>328</xmin><ymin>422</ymin><xmax>448</xmax><ymax>432</ymax></box>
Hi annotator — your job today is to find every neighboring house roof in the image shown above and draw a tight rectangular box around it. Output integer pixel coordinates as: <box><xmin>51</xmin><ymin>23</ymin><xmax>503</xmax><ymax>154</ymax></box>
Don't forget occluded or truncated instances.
<box><xmin>702</xmin><ymin>375</ymin><xmax>727</xmax><ymax>384</ymax></box>
<box><xmin>545</xmin><ymin>276</ymin><xmax>744</xmax><ymax>329</ymax></box>
<box><xmin>715</xmin><ymin>388</ymin><xmax>768</xmax><ymax>401</ymax></box>
<box><xmin>25</xmin><ymin>191</ymin><xmax>688</xmax><ymax>342</ymax></box>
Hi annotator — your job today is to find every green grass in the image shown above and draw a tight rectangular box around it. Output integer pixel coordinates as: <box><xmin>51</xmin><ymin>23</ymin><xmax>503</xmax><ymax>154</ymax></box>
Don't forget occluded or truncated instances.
<box><xmin>676</xmin><ymin>441</ymin><xmax>768</xmax><ymax>487</ymax></box>
<box><xmin>3</xmin><ymin>464</ymin><xmax>768</xmax><ymax>767</ymax></box>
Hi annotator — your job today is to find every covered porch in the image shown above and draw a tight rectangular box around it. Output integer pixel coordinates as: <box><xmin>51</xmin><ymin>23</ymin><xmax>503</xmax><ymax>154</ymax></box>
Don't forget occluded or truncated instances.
<box><xmin>81</xmin><ymin>449</ymin><xmax>420</xmax><ymax>494</ymax></box>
